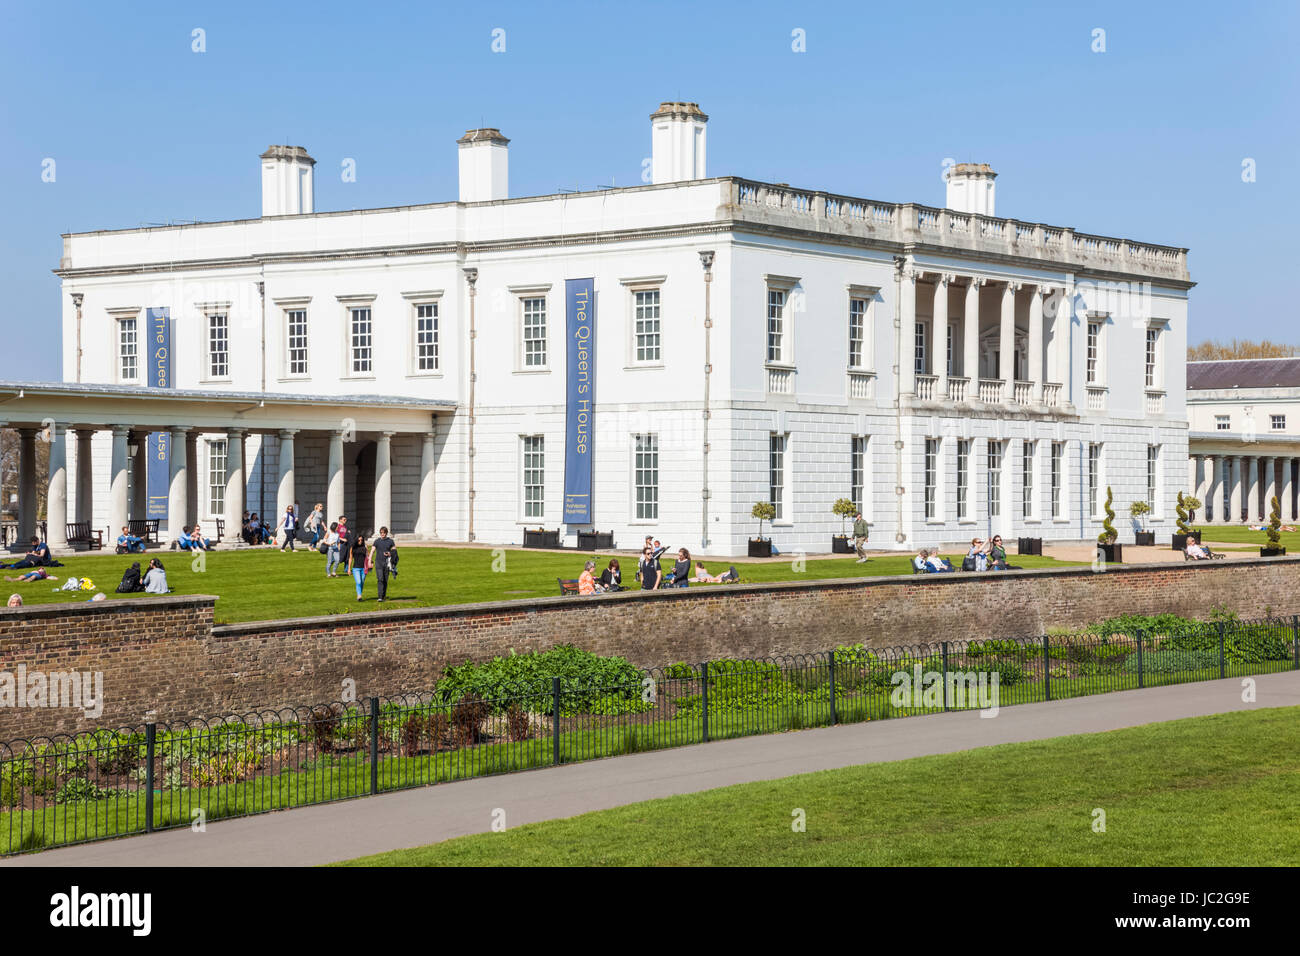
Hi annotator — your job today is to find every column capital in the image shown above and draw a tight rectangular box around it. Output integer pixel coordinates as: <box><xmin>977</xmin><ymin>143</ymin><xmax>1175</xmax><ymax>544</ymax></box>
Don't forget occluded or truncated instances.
<box><xmin>1004</xmin><ymin>281</ymin><xmax>1023</xmax><ymax>293</ymax></box>
<box><xmin>71</xmin><ymin>292</ymin><xmax>84</xmax><ymax>308</ymax></box>
<box><xmin>278</xmin><ymin>428</ymin><xmax>299</xmax><ymax>440</ymax></box>
<box><xmin>225</xmin><ymin>427</ymin><xmax>246</xmax><ymax>438</ymax></box>
<box><xmin>965</xmin><ymin>276</ymin><xmax>987</xmax><ymax>288</ymax></box>
<box><xmin>110</xmin><ymin>424</ymin><xmax>131</xmax><ymax>438</ymax></box>
<box><xmin>378</xmin><ymin>430</ymin><xmax>397</xmax><ymax>440</ymax></box>
<box><xmin>463</xmin><ymin>267</ymin><xmax>479</xmax><ymax>289</ymax></box>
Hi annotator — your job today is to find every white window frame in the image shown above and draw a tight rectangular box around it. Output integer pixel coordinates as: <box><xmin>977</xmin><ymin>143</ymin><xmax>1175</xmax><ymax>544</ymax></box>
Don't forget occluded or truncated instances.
<box><xmin>1086</xmin><ymin>316</ymin><xmax>1106</xmax><ymax>385</ymax></box>
<box><xmin>1215</xmin><ymin>415</ymin><xmax>1231</xmax><ymax>431</ymax></box>
<box><xmin>846</xmin><ymin>284</ymin><xmax>878</xmax><ymax>371</ymax></box>
<box><xmin>1144</xmin><ymin>326</ymin><xmax>1160</xmax><ymax>388</ymax></box>
<box><xmin>764</xmin><ymin>275</ymin><xmax>799</xmax><ymax>369</ymax></box>
<box><xmin>1050</xmin><ymin>441</ymin><xmax>1064</xmax><ymax>520</ymax></box>
<box><xmin>521</xmin><ymin>435</ymin><xmax>545</xmax><ymax>521</ymax></box>
<box><xmin>632</xmin><ymin>433</ymin><xmax>659</xmax><ymax>522</ymax></box>
<box><xmin>1271</xmin><ymin>414</ymin><xmax>1286</xmax><ymax>431</ymax></box>
<box><xmin>337</xmin><ymin>294</ymin><xmax>377</xmax><ymax>379</ymax></box>
<box><xmin>987</xmin><ymin>440</ymin><xmax>1003</xmax><ymax>519</ymax></box>
<box><xmin>850</xmin><ymin>435</ymin><xmax>870</xmax><ymax>521</ymax></box>
<box><xmin>1022</xmin><ymin>439</ymin><xmax>1037</xmax><ymax>520</ymax></box>
<box><xmin>848</xmin><ymin>298</ymin><xmax>867</xmax><ymax>370</ymax></box>
<box><xmin>621</xmin><ymin>279</ymin><xmax>665</xmax><ymax>368</ymax></box>
<box><xmin>914</xmin><ymin>321</ymin><xmax>927</xmax><ymax>375</ymax></box>
<box><xmin>924</xmin><ymin>437</ymin><xmax>940</xmax><ymax>521</ymax></box>
<box><xmin>109</xmin><ymin>308</ymin><xmax>142</xmax><ymax>385</ymax></box>
<box><xmin>205</xmin><ymin>311</ymin><xmax>231</xmax><ymax>381</ymax></box>
<box><xmin>510</xmin><ymin>284</ymin><xmax>553</xmax><ymax>373</ymax></box>
<box><xmin>956</xmin><ymin>438</ymin><xmax>971</xmax><ymax>521</ymax></box>
<box><xmin>1147</xmin><ymin>444</ymin><xmax>1160</xmax><ymax>516</ymax></box>
<box><xmin>1088</xmin><ymin>443</ymin><xmax>1102</xmax><ymax>517</ymax></box>
<box><xmin>402</xmin><ymin>291</ymin><xmax>443</xmax><ymax>377</ymax></box>
<box><xmin>207</xmin><ymin>438</ymin><xmax>227</xmax><ymax>517</ymax></box>
<box><xmin>769</xmin><ymin>432</ymin><xmax>790</xmax><ymax>523</ymax></box>
<box><xmin>274</xmin><ymin>297</ymin><xmax>312</xmax><ymax>380</ymax></box>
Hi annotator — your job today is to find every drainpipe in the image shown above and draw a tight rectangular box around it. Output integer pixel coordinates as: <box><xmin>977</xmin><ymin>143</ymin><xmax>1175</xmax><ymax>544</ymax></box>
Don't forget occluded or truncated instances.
<box><xmin>71</xmin><ymin>293</ymin><xmax>84</xmax><ymax>382</ymax></box>
<box><xmin>892</xmin><ymin>255</ymin><xmax>908</xmax><ymax>546</ymax></box>
<box><xmin>464</xmin><ymin>267</ymin><xmax>478</xmax><ymax>543</ymax></box>
<box><xmin>257</xmin><ymin>278</ymin><xmax>267</xmax><ymax>393</ymax></box>
<box><xmin>699</xmin><ymin>250</ymin><xmax>714</xmax><ymax>551</ymax></box>
<box><xmin>257</xmin><ymin>277</ymin><xmax>267</xmax><ymax>520</ymax></box>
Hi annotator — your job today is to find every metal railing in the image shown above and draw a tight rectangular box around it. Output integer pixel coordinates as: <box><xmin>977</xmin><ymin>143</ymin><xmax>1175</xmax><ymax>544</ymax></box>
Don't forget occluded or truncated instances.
<box><xmin>3</xmin><ymin>617</ymin><xmax>1296</xmax><ymax>856</ymax></box>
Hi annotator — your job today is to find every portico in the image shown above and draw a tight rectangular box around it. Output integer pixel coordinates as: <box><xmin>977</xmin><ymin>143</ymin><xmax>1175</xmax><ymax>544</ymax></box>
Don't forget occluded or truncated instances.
<box><xmin>0</xmin><ymin>382</ymin><xmax>452</xmax><ymax>551</ymax></box>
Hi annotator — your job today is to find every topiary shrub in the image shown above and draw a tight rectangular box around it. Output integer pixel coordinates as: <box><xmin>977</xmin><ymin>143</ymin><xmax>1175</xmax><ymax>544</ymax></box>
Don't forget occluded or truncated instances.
<box><xmin>752</xmin><ymin>501</ymin><xmax>776</xmax><ymax>540</ymax></box>
<box><xmin>1129</xmin><ymin>500</ymin><xmax>1151</xmax><ymax>531</ymax></box>
<box><xmin>831</xmin><ymin>498</ymin><xmax>857</xmax><ymax>536</ymax></box>
<box><xmin>1184</xmin><ymin>494</ymin><xmax>1202</xmax><ymax>524</ymax></box>
<box><xmin>1265</xmin><ymin>496</ymin><xmax>1282</xmax><ymax>548</ymax></box>
<box><xmin>1175</xmin><ymin>491</ymin><xmax>1191</xmax><ymax>535</ymax></box>
<box><xmin>1098</xmin><ymin>487</ymin><xmax>1117</xmax><ymax>544</ymax></box>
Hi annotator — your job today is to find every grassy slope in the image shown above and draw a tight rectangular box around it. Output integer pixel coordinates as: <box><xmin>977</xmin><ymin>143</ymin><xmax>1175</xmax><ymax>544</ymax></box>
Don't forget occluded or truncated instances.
<box><xmin>337</xmin><ymin>707</ymin><xmax>1300</xmax><ymax>867</ymax></box>
<box><xmin>2</xmin><ymin>546</ymin><xmax>1079</xmax><ymax>625</ymax></box>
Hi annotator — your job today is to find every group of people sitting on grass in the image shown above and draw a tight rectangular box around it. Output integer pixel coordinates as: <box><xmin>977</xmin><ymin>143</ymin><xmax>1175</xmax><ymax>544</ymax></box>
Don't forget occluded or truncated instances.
<box><xmin>911</xmin><ymin>535</ymin><xmax>1012</xmax><ymax>574</ymax></box>
<box><xmin>577</xmin><ymin>537</ymin><xmax>739</xmax><ymax>595</ymax></box>
<box><xmin>1184</xmin><ymin>541</ymin><xmax>1224</xmax><ymax>560</ymax></box>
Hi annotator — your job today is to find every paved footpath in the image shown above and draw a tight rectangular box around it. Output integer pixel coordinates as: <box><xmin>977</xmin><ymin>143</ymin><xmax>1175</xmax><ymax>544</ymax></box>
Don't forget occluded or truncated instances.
<box><xmin>8</xmin><ymin>672</ymin><xmax>1298</xmax><ymax>867</ymax></box>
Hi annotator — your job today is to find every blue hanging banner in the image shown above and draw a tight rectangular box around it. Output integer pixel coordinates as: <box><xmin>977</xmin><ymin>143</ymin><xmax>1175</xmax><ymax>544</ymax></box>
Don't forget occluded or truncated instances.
<box><xmin>563</xmin><ymin>278</ymin><xmax>595</xmax><ymax>525</ymax></box>
<box><xmin>145</xmin><ymin>307</ymin><xmax>172</xmax><ymax>519</ymax></box>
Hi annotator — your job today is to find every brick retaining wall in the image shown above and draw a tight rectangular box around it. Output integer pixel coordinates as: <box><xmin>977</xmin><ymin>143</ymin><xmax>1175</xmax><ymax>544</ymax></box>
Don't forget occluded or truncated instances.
<box><xmin>2</xmin><ymin>558</ymin><xmax>1298</xmax><ymax>737</ymax></box>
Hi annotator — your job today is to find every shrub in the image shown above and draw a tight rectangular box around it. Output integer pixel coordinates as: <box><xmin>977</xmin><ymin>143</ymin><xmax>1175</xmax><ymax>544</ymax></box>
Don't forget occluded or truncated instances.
<box><xmin>752</xmin><ymin>501</ymin><xmax>776</xmax><ymax>539</ymax></box>
<box><xmin>0</xmin><ymin>779</ymin><xmax>18</xmax><ymax>807</ymax></box>
<box><xmin>964</xmin><ymin>639</ymin><xmax>1024</xmax><ymax>658</ymax></box>
<box><xmin>1175</xmin><ymin>491</ymin><xmax>1191</xmax><ymax>535</ymax></box>
<box><xmin>53</xmin><ymin>777</ymin><xmax>125</xmax><ymax>804</ymax></box>
<box><xmin>505</xmin><ymin>704</ymin><xmax>531</xmax><ymax>742</ymax></box>
<box><xmin>1266</xmin><ymin>496</ymin><xmax>1282</xmax><ymax>548</ymax></box>
<box><xmin>310</xmin><ymin>705</ymin><xmax>339</xmax><ymax>753</ymax></box>
<box><xmin>1098</xmin><ymin>487</ymin><xmax>1117</xmax><ymax>544</ymax></box>
<box><xmin>831</xmin><ymin>497</ymin><xmax>857</xmax><ymax>536</ymax></box>
<box><xmin>1129</xmin><ymin>500</ymin><xmax>1151</xmax><ymax>530</ymax></box>
<box><xmin>427</xmin><ymin>712</ymin><xmax>450</xmax><ymax>751</ymax></box>
<box><xmin>452</xmin><ymin>694</ymin><xmax>490</xmax><ymax>745</ymax></box>
<box><xmin>1122</xmin><ymin>649</ymin><xmax>1220</xmax><ymax>675</ymax></box>
<box><xmin>402</xmin><ymin>713</ymin><xmax>424</xmax><ymax>756</ymax></box>
<box><xmin>663</xmin><ymin>662</ymin><xmax>697</xmax><ymax>680</ymax></box>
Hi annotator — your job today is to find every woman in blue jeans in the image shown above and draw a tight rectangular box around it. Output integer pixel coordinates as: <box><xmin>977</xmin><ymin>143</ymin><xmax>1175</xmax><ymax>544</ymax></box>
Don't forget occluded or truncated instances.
<box><xmin>346</xmin><ymin>532</ymin><xmax>369</xmax><ymax>600</ymax></box>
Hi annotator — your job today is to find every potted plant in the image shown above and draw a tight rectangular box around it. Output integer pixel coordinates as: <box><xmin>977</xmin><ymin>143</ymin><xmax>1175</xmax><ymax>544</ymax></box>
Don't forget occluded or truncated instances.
<box><xmin>1130</xmin><ymin>500</ymin><xmax>1154</xmax><ymax>546</ymax></box>
<box><xmin>1261</xmin><ymin>496</ymin><xmax>1286</xmax><ymax>556</ymax></box>
<box><xmin>1097</xmin><ymin>487</ymin><xmax>1122</xmax><ymax>563</ymax></box>
<box><xmin>1172</xmin><ymin>491</ymin><xmax>1203</xmax><ymax>550</ymax></box>
<box><xmin>750</xmin><ymin>501</ymin><xmax>775</xmax><ymax>558</ymax></box>
<box><xmin>830</xmin><ymin>498</ymin><xmax>856</xmax><ymax>553</ymax></box>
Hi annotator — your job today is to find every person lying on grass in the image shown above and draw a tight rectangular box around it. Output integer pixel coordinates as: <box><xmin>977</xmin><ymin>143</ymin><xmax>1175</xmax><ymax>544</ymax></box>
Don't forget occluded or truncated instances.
<box><xmin>5</xmin><ymin>567</ymin><xmax>56</xmax><ymax>583</ymax></box>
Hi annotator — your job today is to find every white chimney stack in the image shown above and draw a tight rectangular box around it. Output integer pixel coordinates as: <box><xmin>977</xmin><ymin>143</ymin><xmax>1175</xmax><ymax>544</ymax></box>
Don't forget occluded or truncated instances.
<box><xmin>650</xmin><ymin>102</ymin><xmax>708</xmax><ymax>185</ymax></box>
<box><xmin>260</xmin><ymin>145</ymin><xmax>315</xmax><ymax>217</ymax></box>
<box><xmin>458</xmin><ymin>128</ymin><xmax>509</xmax><ymax>203</ymax></box>
<box><xmin>945</xmin><ymin>162</ymin><xmax>997</xmax><ymax>217</ymax></box>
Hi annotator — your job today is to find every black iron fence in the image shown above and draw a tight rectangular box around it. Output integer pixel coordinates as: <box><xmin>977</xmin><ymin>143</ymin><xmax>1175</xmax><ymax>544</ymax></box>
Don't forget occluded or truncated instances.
<box><xmin>3</xmin><ymin>616</ymin><xmax>1297</xmax><ymax>855</ymax></box>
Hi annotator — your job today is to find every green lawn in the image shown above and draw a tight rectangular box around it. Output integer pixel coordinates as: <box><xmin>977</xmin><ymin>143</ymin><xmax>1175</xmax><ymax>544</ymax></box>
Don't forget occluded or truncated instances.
<box><xmin>1194</xmin><ymin>524</ymin><xmax>1300</xmax><ymax>551</ymax></box>
<box><xmin>2</xmin><ymin>545</ymin><xmax>1080</xmax><ymax>625</ymax></box>
<box><xmin>337</xmin><ymin>707</ymin><xmax>1300</xmax><ymax>866</ymax></box>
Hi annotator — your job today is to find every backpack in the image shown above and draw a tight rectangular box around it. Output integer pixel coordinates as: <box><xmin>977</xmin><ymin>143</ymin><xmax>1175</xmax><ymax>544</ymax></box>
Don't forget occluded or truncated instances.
<box><xmin>116</xmin><ymin>565</ymin><xmax>143</xmax><ymax>593</ymax></box>
<box><xmin>960</xmin><ymin>555</ymin><xmax>976</xmax><ymax>572</ymax></box>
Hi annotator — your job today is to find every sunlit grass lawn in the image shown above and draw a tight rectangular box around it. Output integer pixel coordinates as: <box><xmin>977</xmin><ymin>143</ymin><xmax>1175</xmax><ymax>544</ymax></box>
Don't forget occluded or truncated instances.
<box><xmin>2</xmin><ymin>545</ymin><xmax>1082</xmax><ymax>625</ymax></box>
<box><xmin>338</xmin><ymin>707</ymin><xmax>1300</xmax><ymax>867</ymax></box>
<box><xmin>1194</xmin><ymin>524</ymin><xmax>1299</xmax><ymax>551</ymax></box>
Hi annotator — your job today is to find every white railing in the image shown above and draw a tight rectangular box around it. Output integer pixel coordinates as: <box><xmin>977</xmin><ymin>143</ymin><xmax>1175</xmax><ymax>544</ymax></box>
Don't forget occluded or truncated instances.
<box><xmin>1041</xmin><ymin>382</ymin><xmax>1062</xmax><ymax>407</ymax></box>
<box><xmin>767</xmin><ymin>366</ymin><xmax>794</xmax><ymax>395</ymax></box>
<box><xmin>915</xmin><ymin>374</ymin><xmax>938</xmax><ymax>401</ymax></box>
<box><xmin>1145</xmin><ymin>389</ymin><xmax>1166</xmax><ymax>414</ymax></box>
<box><xmin>947</xmin><ymin>376</ymin><xmax>969</xmax><ymax>403</ymax></box>
<box><xmin>1012</xmin><ymin>381</ymin><xmax>1033</xmax><ymax>405</ymax></box>
<box><xmin>1086</xmin><ymin>386</ymin><xmax>1107</xmax><ymax>411</ymax></box>
<box><xmin>978</xmin><ymin>379</ymin><xmax>1004</xmax><ymax>403</ymax></box>
<box><xmin>848</xmin><ymin>371</ymin><xmax>875</xmax><ymax>400</ymax></box>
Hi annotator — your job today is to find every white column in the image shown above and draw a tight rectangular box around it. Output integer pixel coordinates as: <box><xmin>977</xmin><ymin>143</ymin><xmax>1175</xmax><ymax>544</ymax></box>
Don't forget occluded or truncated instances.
<box><xmin>1245</xmin><ymin>457</ymin><xmax>1259</xmax><ymax>522</ymax></box>
<box><xmin>109</xmin><ymin>425</ymin><xmax>130</xmax><ymax>539</ymax></box>
<box><xmin>374</xmin><ymin>431</ymin><xmax>393</xmax><ymax>533</ymax></box>
<box><xmin>327</xmin><ymin>430</ymin><xmax>345</xmax><ymax>526</ymax></box>
<box><xmin>1192</xmin><ymin>455</ymin><xmax>1207</xmax><ymax>520</ymax></box>
<box><xmin>1228</xmin><ymin>457</ymin><xmax>1242</xmax><ymax>525</ymax></box>
<box><xmin>74</xmin><ymin>428</ymin><xmax>95</xmax><ymax>526</ymax></box>
<box><xmin>999</xmin><ymin>282</ymin><xmax>1017</xmax><ymax>399</ymax></box>
<box><xmin>167</xmin><ymin>428</ymin><xmax>189</xmax><ymax>540</ymax></box>
<box><xmin>46</xmin><ymin>424</ymin><xmax>69</xmax><ymax>550</ymax></box>
<box><xmin>963</xmin><ymin>278</ymin><xmax>981</xmax><ymax>387</ymax></box>
<box><xmin>899</xmin><ymin>266</ymin><xmax>917</xmax><ymax>395</ymax></box>
<box><xmin>1187</xmin><ymin>455</ymin><xmax>1197</xmax><ymax>498</ymax></box>
<box><xmin>1028</xmin><ymin>286</ymin><xmax>1045</xmax><ymax>403</ymax></box>
<box><xmin>224</xmin><ymin>429</ymin><xmax>245</xmax><ymax>540</ymax></box>
<box><xmin>931</xmin><ymin>274</ymin><xmax>949</xmax><ymax>396</ymax></box>
<box><xmin>17</xmin><ymin>427</ymin><xmax>37</xmax><ymax>543</ymax></box>
<box><xmin>276</xmin><ymin>429</ymin><xmax>297</xmax><ymax>522</ymax></box>
<box><xmin>1209</xmin><ymin>456</ymin><xmax>1224</xmax><ymax>524</ymax></box>
<box><xmin>1263</xmin><ymin>456</ymin><xmax>1278</xmax><ymax>520</ymax></box>
<box><xmin>1281</xmin><ymin>458</ymin><xmax>1295</xmax><ymax>523</ymax></box>
<box><xmin>130</xmin><ymin>431</ymin><xmax>149</xmax><ymax>520</ymax></box>
<box><xmin>415</xmin><ymin>430</ymin><xmax>437</xmax><ymax>538</ymax></box>
<box><xmin>185</xmin><ymin>431</ymin><xmax>200</xmax><ymax>526</ymax></box>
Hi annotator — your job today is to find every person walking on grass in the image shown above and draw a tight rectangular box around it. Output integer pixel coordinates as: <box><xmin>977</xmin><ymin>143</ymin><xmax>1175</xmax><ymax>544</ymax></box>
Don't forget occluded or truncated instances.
<box><xmin>853</xmin><ymin>510</ymin><xmax>870</xmax><ymax>562</ymax></box>
<box><xmin>347</xmin><ymin>532</ymin><xmax>369</xmax><ymax>601</ymax></box>
<box><xmin>280</xmin><ymin>505</ymin><xmax>299</xmax><ymax>552</ymax></box>
<box><xmin>370</xmin><ymin>526</ymin><xmax>397</xmax><ymax>602</ymax></box>
<box><xmin>324</xmin><ymin>522</ymin><xmax>342</xmax><ymax>577</ymax></box>
<box><xmin>305</xmin><ymin>503</ymin><xmax>326</xmax><ymax>549</ymax></box>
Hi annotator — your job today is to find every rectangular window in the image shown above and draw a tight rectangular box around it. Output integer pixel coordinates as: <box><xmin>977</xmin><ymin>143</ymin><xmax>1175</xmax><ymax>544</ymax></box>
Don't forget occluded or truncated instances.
<box><xmin>767</xmin><ymin>290</ymin><xmax>786</xmax><ymax>363</ymax></box>
<box><xmin>119</xmin><ymin>318</ymin><xmax>138</xmax><ymax>381</ymax></box>
<box><xmin>988</xmin><ymin>441</ymin><xmax>1002</xmax><ymax>518</ymax></box>
<box><xmin>1147</xmin><ymin>445</ymin><xmax>1159</xmax><ymax>510</ymax></box>
<box><xmin>946</xmin><ymin>324</ymin><xmax>954</xmax><ymax>376</ymax></box>
<box><xmin>1144</xmin><ymin>327</ymin><xmax>1159</xmax><ymax>387</ymax></box>
<box><xmin>1088</xmin><ymin>443</ymin><xmax>1101</xmax><ymax>516</ymax></box>
<box><xmin>207</xmin><ymin>313</ymin><xmax>229</xmax><ymax>378</ymax></box>
<box><xmin>522</xmin><ymin>297</ymin><xmax>547</xmax><ymax>367</ymax></box>
<box><xmin>850</xmin><ymin>436</ymin><xmax>868</xmax><ymax>516</ymax></box>
<box><xmin>924</xmin><ymin>438</ymin><xmax>938</xmax><ymax>520</ymax></box>
<box><xmin>1086</xmin><ymin>320</ymin><xmax>1101</xmax><ymax>384</ymax></box>
<box><xmin>847</xmin><ymin>298</ymin><xmax>866</xmax><ymax>368</ymax></box>
<box><xmin>956</xmin><ymin>438</ymin><xmax>970</xmax><ymax>520</ymax></box>
<box><xmin>414</xmin><ymin>302</ymin><xmax>439</xmax><ymax>371</ymax></box>
<box><xmin>1215</xmin><ymin>415</ymin><xmax>1230</xmax><ymax>431</ymax></box>
<box><xmin>208</xmin><ymin>439</ymin><xmax>227</xmax><ymax>516</ymax></box>
<box><xmin>349</xmin><ymin>307</ymin><xmax>373</xmax><ymax>374</ymax></box>
<box><xmin>1022</xmin><ymin>440</ymin><xmax>1035</xmax><ymax>518</ymax></box>
<box><xmin>634</xmin><ymin>434</ymin><xmax>659</xmax><ymax>520</ymax></box>
<box><xmin>1051</xmin><ymin>441</ymin><xmax>1064</xmax><ymax>519</ymax></box>
<box><xmin>914</xmin><ymin>322</ymin><xmax>926</xmax><ymax>374</ymax></box>
<box><xmin>522</xmin><ymin>436</ymin><xmax>545</xmax><ymax>519</ymax></box>
<box><xmin>286</xmin><ymin>309</ymin><xmax>308</xmax><ymax>376</ymax></box>
<box><xmin>633</xmin><ymin>289</ymin><xmax>661</xmax><ymax>364</ymax></box>
<box><xmin>769</xmin><ymin>434</ymin><xmax>787</xmax><ymax>521</ymax></box>
<box><xmin>1271</xmin><ymin>414</ymin><xmax>1286</xmax><ymax>431</ymax></box>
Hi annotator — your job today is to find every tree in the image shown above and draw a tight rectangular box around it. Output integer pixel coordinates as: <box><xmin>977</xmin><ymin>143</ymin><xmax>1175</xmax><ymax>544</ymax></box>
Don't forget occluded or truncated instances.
<box><xmin>0</xmin><ymin>427</ymin><xmax>49</xmax><ymax>522</ymax></box>
<box><xmin>1183</xmin><ymin>494</ymin><xmax>1202</xmax><ymax>525</ymax></box>
<box><xmin>1187</xmin><ymin>339</ymin><xmax>1300</xmax><ymax>361</ymax></box>
<box><xmin>1265</xmin><ymin>496</ymin><xmax>1282</xmax><ymax>549</ymax></box>
<box><xmin>752</xmin><ymin>501</ymin><xmax>776</xmax><ymax>540</ymax></box>
<box><xmin>1098</xmin><ymin>487</ymin><xmax>1117</xmax><ymax>544</ymax></box>
<box><xmin>831</xmin><ymin>498</ymin><xmax>856</xmax><ymax>536</ymax></box>
<box><xmin>1129</xmin><ymin>500</ymin><xmax>1151</xmax><ymax>531</ymax></box>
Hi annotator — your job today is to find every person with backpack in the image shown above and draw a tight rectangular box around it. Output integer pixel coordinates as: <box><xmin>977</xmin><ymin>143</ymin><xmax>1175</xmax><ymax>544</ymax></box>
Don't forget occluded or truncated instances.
<box><xmin>280</xmin><ymin>505</ymin><xmax>299</xmax><ymax>552</ymax></box>
<box><xmin>370</xmin><ymin>526</ymin><xmax>397</xmax><ymax>602</ymax></box>
<box><xmin>324</xmin><ymin>522</ymin><xmax>342</xmax><ymax>577</ymax></box>
<box><xmin>115</xmin><ymin>562</ymin><xmax>145</xmax><ymax>593</ymax></box>
<box><xmin>347</xmin><ymin>532</ymin><xmax>369</xmax><ymax>600</ymax></box>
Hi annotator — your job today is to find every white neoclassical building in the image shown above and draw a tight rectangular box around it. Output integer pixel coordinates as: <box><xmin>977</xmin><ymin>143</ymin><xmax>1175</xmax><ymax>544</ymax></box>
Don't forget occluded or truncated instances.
<box><xmin>4</xmin><ymin>101</ymin><xmax>1193</xmax><ymax>554</ymax></box>
<box><xmin>1187</xmin><ymin>358</ymin><xmax>1300</xmax><ymax>524</ymax></box>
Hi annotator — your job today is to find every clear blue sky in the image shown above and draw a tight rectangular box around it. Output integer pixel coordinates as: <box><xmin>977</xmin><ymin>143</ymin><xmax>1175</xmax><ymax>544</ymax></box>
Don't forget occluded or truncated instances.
<box><xmin>2</xmin><ymin>0</ymin><xmax>1296</xmax><ymax>379</ymax></box>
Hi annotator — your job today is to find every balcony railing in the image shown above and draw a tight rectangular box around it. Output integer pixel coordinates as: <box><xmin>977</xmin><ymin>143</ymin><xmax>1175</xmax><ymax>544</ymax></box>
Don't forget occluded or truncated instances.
<box><xmin>947</xmin><ymin>376</ymin><xmax>969</xmax><ymax>403</ymax></box>
<box><xmin>1012</xmin><ymin>381</ymin><xmax>1033</xmax><ymax>405</ymax></box>
<box><xmin>1086</xmin><ymin>385</ymin><xmax>1108</xmax><ymax>411</ymax></box>
<box><xmin>915</xmin><ymin>374</ymin><xmax>938</xmax><ymax>401</ymax></box>
<box><xmin>766</xmin><ymin>365</ymin><xmax>794</xmax><ymax>395</ymax></box>
<box><xmin>847</xmin><ymin>370</ymin><xmax>875</xmax><ymax>400</ymax></box>
<box><xmin>978</xmin><ymin>379</ymin><xmax>1004</xmax><ymax>404</ymax></box>
<box><xmin>1042</xmin><ymin>382</ymin><xmax>1062</xmax><ymax>407</ymax></box>
<box><xmin>1145</xmin><ymin>389</ymin><xmax>1166</xmax><ymax>414</ymax></box>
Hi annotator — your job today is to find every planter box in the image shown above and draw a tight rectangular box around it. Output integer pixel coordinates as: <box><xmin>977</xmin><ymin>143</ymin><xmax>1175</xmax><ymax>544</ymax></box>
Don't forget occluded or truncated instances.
<box><xmin>576</xmin><ymin>531</ymin><xmax>614</xmax><ymax>551</ymax></box>
<box><xmin>1171</xmin><ymin>530</ymin><xmax>1203</xmax><ymax>551</ymax></box>
<box><xmin>1260</xmin><ymin>547</ymin><xmax>1287</xmax><ymax>557</ymax></box>
<box><xmin>1016</xmin><ymin>537</ymin><xmax>1043</xmax><ymax>556</ymax></box>
<box><xmin>1096</xmin><ymin>542</ymin><xmax>1123</xmax><ymax>564</ymax></box>
<box><xmin>523</xmin><ymin>529</ymin><xmax>561</xmax><ymax>549</ymax></box>
<box><xmin>831</xmin><ymin>535</ymin><xmax>854</xmax><ymax>554</ymax></box>
<box><xmin>1134</xmin><ymin>531</ymin><xmax>1156</xmax><ymax>546</ymax></box>
<box><xmin>748</xmin><ymin>538</ymin><xmax>773</xmax><ymax>558</ymax></box>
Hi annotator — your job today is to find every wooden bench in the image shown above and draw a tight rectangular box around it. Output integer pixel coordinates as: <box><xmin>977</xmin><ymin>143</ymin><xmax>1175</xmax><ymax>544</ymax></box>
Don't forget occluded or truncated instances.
<box><xmin>557</xmin><ymin>578</ymin><xmax>579</xmax><ymax>596</ymax></box>
<box><xmin>128</xmin><ymin>518</ymin><xmax>161</xmax><ymax>547</ymax></box>
<box><xmin>213</xmin><ymin>518</ymin><xmax>225</xmax><ymax>543</ymax></box>
<box><xmin>66</xmin><ymin>521</ymin><xmax>104</xmax><ymax>551</ymax></box>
